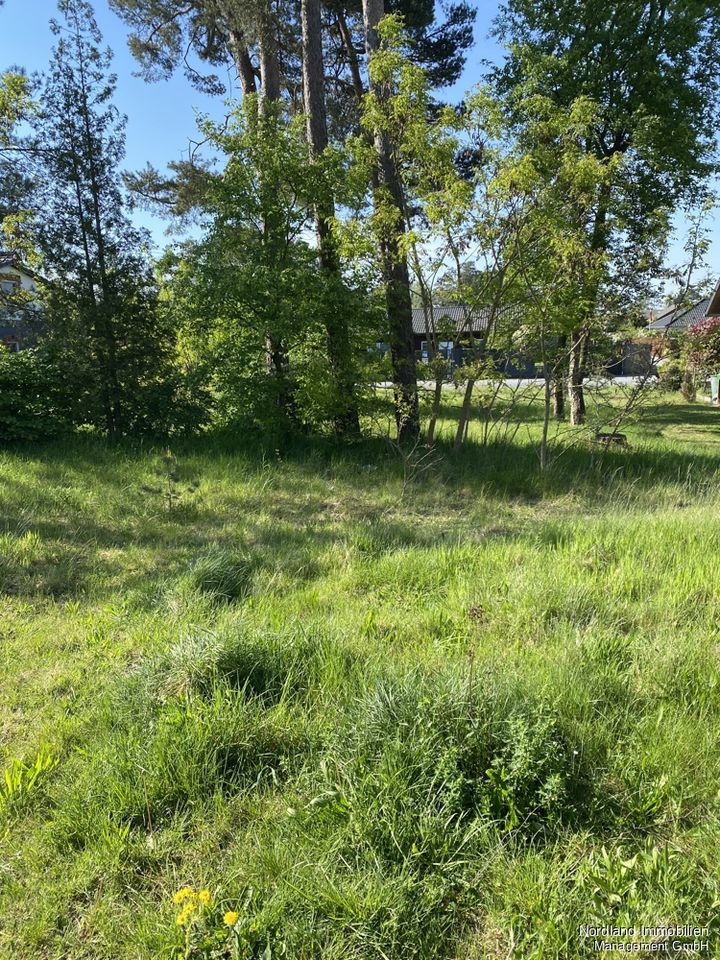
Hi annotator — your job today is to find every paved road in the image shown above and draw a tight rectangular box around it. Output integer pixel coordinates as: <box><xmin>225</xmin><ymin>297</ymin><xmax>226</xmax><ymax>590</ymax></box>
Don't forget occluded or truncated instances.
<box><xmin>375</xmin><ymin>376</ymin><xmax>653</xmax><ymax>390</ymax></box>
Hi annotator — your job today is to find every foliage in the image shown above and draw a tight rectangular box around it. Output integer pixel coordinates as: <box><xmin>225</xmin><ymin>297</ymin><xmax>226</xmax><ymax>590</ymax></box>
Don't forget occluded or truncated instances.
<box><xmin>658</xmin><ymin>359</ymin><xmax>682</xmax><ymax>393</ymax></box>
<box><xmin>492</xmin><ymin>0</ymin><xmax>720</xmax><ymax>312</ymax></box>
<box><xmin>0</xmin><ymin>348</ymin><xmax>75</xmax><ymax>441</ymax></box>
<box><xmin>165</xmin><ymin>97</ymin><xmax>376</xmax><ymax>434</ymax></box>
<box><xmin>108</xmin><ymin>0</ymin><xmax>476</xmax><ymax>109</ymax></box>
<box><xmin>0</xmin><ymin>71</ymin><xmax>32</xmax><ymax>145</ymax></box>
<box><xmin>685</xmin><ymin>316</ymin><xmax>720</xmax><ymax>377</ymax></box>
<box><xmin>19</xmin><ymin>0</ymin><xmax>191</xmax><ymax>439</ymax></box>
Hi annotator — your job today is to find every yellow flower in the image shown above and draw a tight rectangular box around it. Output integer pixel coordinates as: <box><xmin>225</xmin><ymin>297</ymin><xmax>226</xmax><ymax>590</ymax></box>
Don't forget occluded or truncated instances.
<box><xmin>223</xmin><ymin>911</ymin><xmax>240</xmax><ymax>927</ymax></box>
<box><xmin>173</xmin><ymin>886</ymin><xmax>195</xmax><ymax>905</ymax></box>
<box><xmin>176</xmin><ymin>905</ymin><xmax>195</xmax><ymax>927</ymax></box>
<box><xmin>198</xmin><ymin>889</ymin><xmax>212</xmax><ymax>906</ymax></box>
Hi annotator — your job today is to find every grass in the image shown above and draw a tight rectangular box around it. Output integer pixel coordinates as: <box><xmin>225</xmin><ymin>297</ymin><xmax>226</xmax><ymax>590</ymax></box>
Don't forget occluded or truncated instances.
<box><xmin>1</xmin><ymin>391</ymin><xmax>719</xmax><ymax>958</ymax></box>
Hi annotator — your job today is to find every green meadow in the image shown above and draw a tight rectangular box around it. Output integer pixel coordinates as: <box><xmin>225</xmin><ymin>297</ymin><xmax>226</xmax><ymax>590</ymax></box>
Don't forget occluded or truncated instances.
<box><xmin>1</xmin><ymin>393</ymin><xmax>720</xmax><ymax>959</ymax></box>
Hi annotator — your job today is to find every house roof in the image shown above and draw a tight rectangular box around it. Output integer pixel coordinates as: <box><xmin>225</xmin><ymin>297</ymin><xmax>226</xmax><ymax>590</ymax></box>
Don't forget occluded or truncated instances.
<box><xmin>0</xmin><ymin>252</ymin><xmax>23</xmax><ymax>271</ymax></box>
<box><xmin>707</xmin><ymin>279</ymin><xmax>720</xmax><ymax>317</ymax></box>
<box><xmin>411</xmin><ymin>304</ymin><xmax>504</xmax><ymax>336</ymax></box>
<box><xmin>647</xmin><ymin>296</ymin><xmax>713</xmax><ymax>332</ymax></box>
<box><xmin>0</xmin><ymin>251</ymin><xmax>39</xmax><ymax>281</ymax></box>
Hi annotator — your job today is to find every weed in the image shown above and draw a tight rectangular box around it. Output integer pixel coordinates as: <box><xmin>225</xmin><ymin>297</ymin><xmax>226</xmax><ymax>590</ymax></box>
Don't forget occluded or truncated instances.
<box><xmin>0</xmin><ymin>747</ymin><xmax>57</xmax><ymax>819</ymax></box>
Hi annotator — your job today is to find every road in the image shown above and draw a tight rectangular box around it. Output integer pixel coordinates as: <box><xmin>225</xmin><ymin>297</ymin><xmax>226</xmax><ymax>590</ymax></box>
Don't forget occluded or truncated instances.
<box><xmin>375</xmin><ymin>376</ymin><xmax>653</xmax><ymax>390</ymax></box>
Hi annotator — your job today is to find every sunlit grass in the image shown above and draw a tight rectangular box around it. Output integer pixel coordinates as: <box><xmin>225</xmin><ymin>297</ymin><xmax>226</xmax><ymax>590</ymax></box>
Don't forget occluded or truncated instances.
<box><xmin>0</xmin><ymin>392</ymin><xmax>719</xmax><ymax>958</ymax></box>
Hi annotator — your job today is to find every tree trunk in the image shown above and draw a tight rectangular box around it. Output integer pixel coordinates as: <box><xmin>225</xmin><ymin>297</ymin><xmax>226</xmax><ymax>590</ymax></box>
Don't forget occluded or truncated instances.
<box><xmin>258</xmin><ymin>0</ymin><xmax>281</xmax><ymax>104</ymax></box>
<box><xmin>75</xmin><ymin>38</ymin><xmax>122</xmax><ymax>439</ymax></box>
<box><xmin>454</xmin><ymin>378</ymin><xmax>475</xmax><ymax>449</ymax></box>
<box><xmin>553</xmin><ymin>333</ymin><xmax>566</xmax><ymax>420</ymax></box>
<box><xmin>567</xmin><ymin>184</ymin><xmax>611</xmax><ymax>423</ymax></box>
<box><xmin>569</xmin><ymin>329</ymin><xmax>586</xmax><ymax>425</ymax></box>
<box><xmin>301</xmin><ymin>0</ymin><xmax>360</xmax><ymax>436</ymax></box>
<box><xmin>230</xmin><ymin>34</ymin><xmax>256</xmax><ymax>95</ymax></box>
<box><xmin>540</xmin><ymin>374</ymin><xmax>552</xmax><ymax>470</ymax></box>
<box><xmin>426</xmin><ymin>374</ymin><xmax>443</xmax><ymax>445</ymax></box>
<box><xmin>362</xmin><ymin>0</ymin><xmax>419</xmax><ymax>443</ymax></box>
<box><xmin>254</xmin><ymin>0</ymin><xmax>297</xmax><ymax>425</ymax></box>
<box><xmin>216</xmin><ymin>2</ymin><xmax>257</xmax><ymax>96</ymax></box>
<box><xmin>336</xmin><ymin>9</ymin><xmax>365</xmax><ymax>103</ymax></box>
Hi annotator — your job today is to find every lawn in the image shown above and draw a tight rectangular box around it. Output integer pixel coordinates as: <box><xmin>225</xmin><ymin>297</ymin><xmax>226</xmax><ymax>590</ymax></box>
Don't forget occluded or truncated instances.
<box><xmin>1</xmin><ymin>392</ymin><xmax>719</xmax><ymax>959</ymax></box>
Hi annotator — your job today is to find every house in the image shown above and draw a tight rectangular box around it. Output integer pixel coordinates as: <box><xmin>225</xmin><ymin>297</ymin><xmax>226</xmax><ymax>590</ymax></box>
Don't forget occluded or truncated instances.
<box><xmin>408</xmin><ymin>303</ymin><xmax>536</xmax><ymax>375</ymax></box>
<box><xmin>0</xmin><ymin>251</ymin><xmax>42</xmax><ymax>350</ymax></box>
<box><xmin>705</xmin><ymin>279</ymin><xmax>720</xmax><ymax>318</ymax></box>
<box><xmin>641</xmin><ymin>286</ymin><xmax>720</xmax><ymax>373</ymax></box>
<box><xmin>411</xmin><ymin>304</ymin><xmax>492</xmax><ymax>359</ymax></box>
<box><xmin>646</xmin><ymin>294</ymin><xmax>717</xmax><ymax>334</ymax></box>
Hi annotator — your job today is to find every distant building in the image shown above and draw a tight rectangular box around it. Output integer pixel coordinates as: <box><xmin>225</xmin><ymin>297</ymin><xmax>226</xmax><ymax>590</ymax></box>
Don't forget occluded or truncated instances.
<box><xmin>407</xmin><ymin>303</ymin><xmax>535</xmax><ymax>376</ymax></box>
<box><xmin>411</xmin><ymin>304</ymin><xmax>492</xmax><ymax>358</ymax></box>
<box><xmin>0</xmin><ymin>251</ymin><xmax>43</xmax><ymax>350</ymax></box>
<box><xmin>646</xmin><ymin>291</ymin><xmax>719</xmax><ymax>334</ymax></box>
<box><xmin>705</xmin><ymin>279</ymin><xmax>720</xmax><ymax>319</ymax></box>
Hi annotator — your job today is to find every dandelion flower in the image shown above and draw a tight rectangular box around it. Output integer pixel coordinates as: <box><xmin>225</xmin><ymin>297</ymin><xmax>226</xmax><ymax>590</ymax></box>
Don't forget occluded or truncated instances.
<box><xmin>173</xmin><ymin>886</ymin><xmax>195</xmax><ymax>904</ymax></box>
<box><xmin>176</xmin><ymin>905</ymin><xmax>194</xmax><ymax>926</ymax></box>
<box><xmin>198</xmin><ymin>889</ymin><xmax>212</xmax><ymax>906</ymax></box>
<box><xmin>223</xmin><ymin>911</ymin><xmax>240</xmax><ymax>927</ymax></box>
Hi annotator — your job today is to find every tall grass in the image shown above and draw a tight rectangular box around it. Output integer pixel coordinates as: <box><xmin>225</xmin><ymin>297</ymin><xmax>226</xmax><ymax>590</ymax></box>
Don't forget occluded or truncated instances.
<box><xmin>0</xmin><ymin>394</ymin><xmax>719</xmax><ymax>957</ymax></box>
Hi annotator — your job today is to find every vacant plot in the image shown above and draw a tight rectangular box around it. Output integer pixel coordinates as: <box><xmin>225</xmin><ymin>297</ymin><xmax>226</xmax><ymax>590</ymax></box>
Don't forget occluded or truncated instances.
<box><xmin>1</xmin><ymin>395</ymin><xmax>719</xmax><ymax>959</ymax></box>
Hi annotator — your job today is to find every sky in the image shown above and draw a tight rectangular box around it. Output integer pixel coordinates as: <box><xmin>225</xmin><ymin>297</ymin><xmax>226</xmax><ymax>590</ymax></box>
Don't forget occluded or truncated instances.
<box><xmin>1</xmin><ymin>0</ymin><xmax>718</xmax><ymax>291</ymax></box>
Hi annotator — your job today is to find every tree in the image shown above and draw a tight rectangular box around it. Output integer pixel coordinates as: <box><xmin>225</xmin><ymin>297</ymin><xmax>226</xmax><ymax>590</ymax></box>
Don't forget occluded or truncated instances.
<box><xmin>112</xmin><ymin>1</ymin><xmax>474</xmax><ymax>443</ymax></box>
<box><xmin>686</xmin><ymin>318</ymin><xmax>720</xmax><ymax>381</ymax></box>
<box><xmin>350</xmin><ymin>17</ymin><xmax>474</xmax><ymax>443</ymax></box>
<box><xmin>107</xmin><ymin>0</ymin><xmax>256</xmax><ymax>95</ymax></box>
<box><xmin>0</xmin><ymin>72</ymin><xmax>35</xmax><ymax>250</ymax></box>
<box><xmin>493</xmin><ymin>0</ymin><xmax>720</xmax><ymax>423</ymax></box>
<box><xmin>0</xmin><ymin>71</ymin><xmax>32</xmax><ymax>144</ymax></box>
<box><xmin>301</xmin><ymin>0</ymin><xmax>361</xmax><ymax>435</ymax></box>
<box><xmin>27</xmin><ymin>0</ymin><xmax>180</xmax><ymax>439</ymax></box>
<box><xmin>110</xmin><ymin>0</ymin><xmax>475</xmax><ymax>109</ymax></box>
<box><xmin>166</xmin><ymin>97</ymin><xmax>373</xmax><ymax>434</ymax></box>
<box><xmin>361</xmin><ymin>8</ymin><xmax>419</xmax><ymax>441</ymax></box>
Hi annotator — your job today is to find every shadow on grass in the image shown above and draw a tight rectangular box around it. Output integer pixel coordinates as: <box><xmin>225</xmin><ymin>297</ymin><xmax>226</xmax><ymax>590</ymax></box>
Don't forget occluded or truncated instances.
<box><xmin>0</xmin><ymin>400</ymin><xmax>718</xmax><ymax>600</ymax></box>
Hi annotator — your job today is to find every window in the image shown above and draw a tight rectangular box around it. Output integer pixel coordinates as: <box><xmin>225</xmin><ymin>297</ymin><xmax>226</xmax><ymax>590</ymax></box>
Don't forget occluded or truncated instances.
<box><xmin>438</xmin><ymin>341</ymin><xmax>454</xmax><ymax>359</ymax></box>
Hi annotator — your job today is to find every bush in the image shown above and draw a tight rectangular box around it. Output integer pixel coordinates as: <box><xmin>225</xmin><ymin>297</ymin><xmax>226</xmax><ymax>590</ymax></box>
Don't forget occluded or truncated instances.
<box><xmin>658</xmin><ymin>360</ymin><xmax>682</xmax><ymax>392</ymax></box>
<box><xmin>0</xmin><ymin>348</ymin><xmax>75</xmax><ymax>441</ymax></box>
<box><xmin>681</xmin><ymin>367</ymin><xmax>696</xmax><ymax>402</ymax></box>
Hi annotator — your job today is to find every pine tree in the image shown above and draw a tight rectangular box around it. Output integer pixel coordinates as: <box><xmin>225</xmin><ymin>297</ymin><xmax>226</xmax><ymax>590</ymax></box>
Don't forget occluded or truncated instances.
<box><xmin>301</xmin><ymin>0</ymin><xmax>361</xmax><ymax>435</ymax></box>
<box><xmin>29</xmin><ymin>0</ymin><xmax>176</xmax><ymax>439</ymax></box>
<box><xmin>362</xmin><ymin>1</ymin><xmax>419</xmax><ymax>441</ymax></box>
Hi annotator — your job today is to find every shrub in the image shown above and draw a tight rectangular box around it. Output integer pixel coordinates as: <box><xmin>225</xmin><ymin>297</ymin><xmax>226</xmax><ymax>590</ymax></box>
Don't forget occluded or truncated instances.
<box><xmin>686</xmin><ymin>316</ymin><xmax>720</xmax><ymax>377</ymax></box>
<box><xmin>657</xmin><ymin>359</ymin><xmax>682</xmax><ymax>392</ymax></box>
<box><xmin>681</xmin><ymin>367</ymin><xmax>696</xmax><ymax>402</ymax></box>
<box><xmin>0</xmin><ymin>348</ymin><xmax>75</xmax><ymax>441</ymax></box>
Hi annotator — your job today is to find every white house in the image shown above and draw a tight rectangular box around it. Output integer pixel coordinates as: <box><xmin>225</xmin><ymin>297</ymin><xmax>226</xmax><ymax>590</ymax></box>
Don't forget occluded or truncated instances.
<box><xmin>0</xmin><ymin>251</ymin><xmax>42</xmax><ymax>350</ymax></box>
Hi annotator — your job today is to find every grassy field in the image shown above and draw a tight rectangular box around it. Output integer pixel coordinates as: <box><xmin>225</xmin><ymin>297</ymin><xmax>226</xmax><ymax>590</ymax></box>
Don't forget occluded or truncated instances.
<box><xmin>1</xmin><ymin>392</ymin><xmax>720</xmax><ymax>959</ymax></box>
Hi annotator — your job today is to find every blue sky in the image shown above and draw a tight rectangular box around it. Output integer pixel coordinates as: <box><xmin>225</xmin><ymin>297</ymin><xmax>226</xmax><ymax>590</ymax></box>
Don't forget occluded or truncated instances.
<box><xmin>1</xmin><ymin>0</ymin><xmax>717</xmax><ymax>290</ymax></box>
